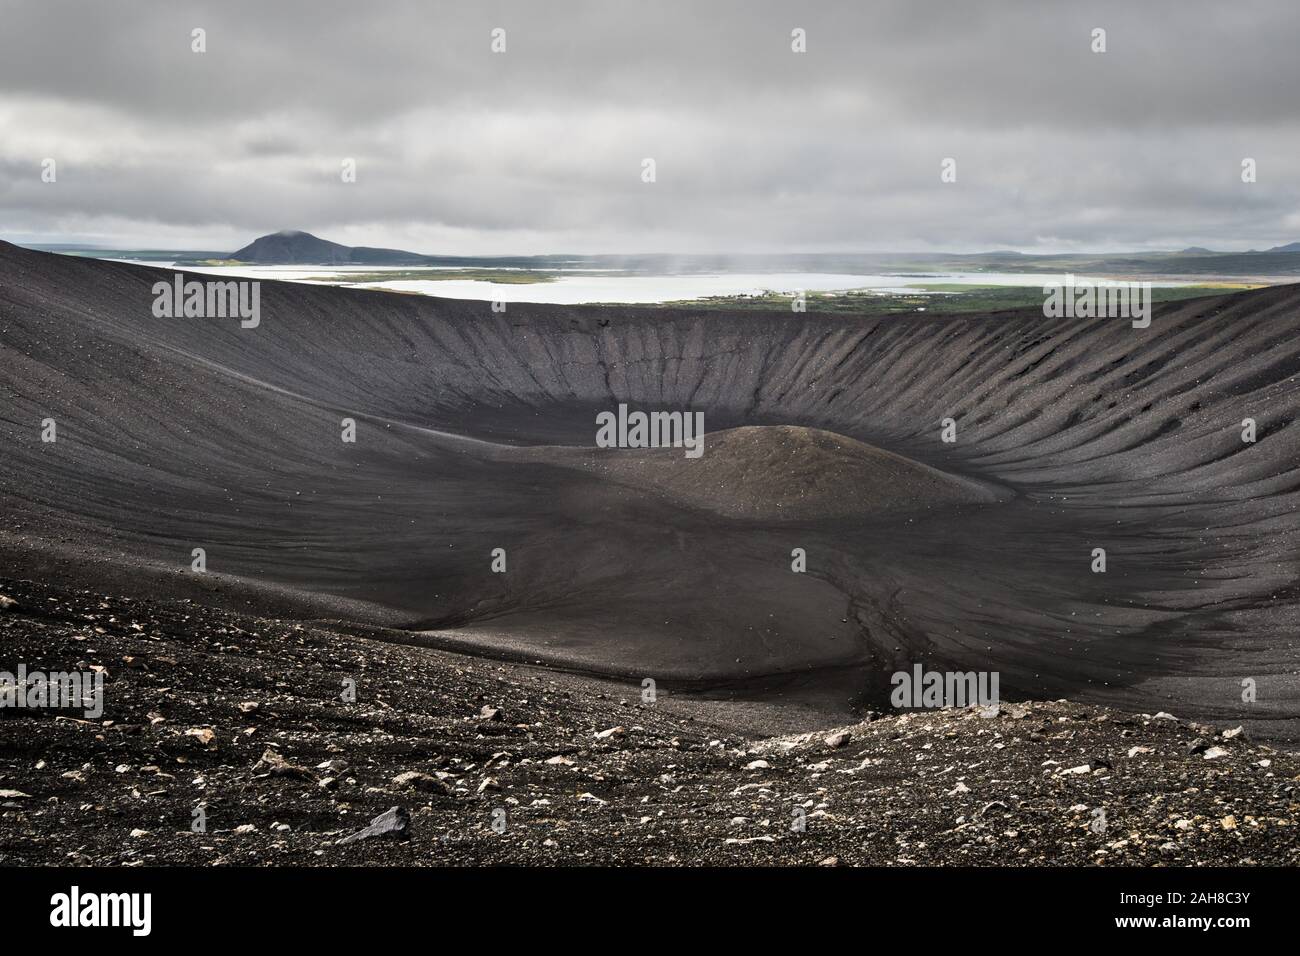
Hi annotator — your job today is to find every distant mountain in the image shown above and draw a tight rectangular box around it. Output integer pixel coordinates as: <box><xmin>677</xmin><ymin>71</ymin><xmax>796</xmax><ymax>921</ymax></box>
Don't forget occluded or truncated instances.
<box><xmin>229</xmin><ymin>230</ymin><xmax>430</xmax><ymax>265</ymax></box>
<box><xmin>194</xmin><ymin>230</ymin><xmax>1300</xmax><ymax>277</ymax></box>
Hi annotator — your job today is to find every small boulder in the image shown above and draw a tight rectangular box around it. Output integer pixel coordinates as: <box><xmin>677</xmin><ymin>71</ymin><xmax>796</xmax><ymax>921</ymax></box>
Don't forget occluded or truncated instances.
<box><xmin>254</xmin><ymin>748</ymin><xmax>315</xmax><ymax>780</ymax></box>
<box><xmin>392</xmin><ymin>771</ymin><xmax>452</xmax><ymax>796</ymax></box>
<box><xmin>337</xmin><ymin>806</ymin><xmax>410</xmax><ymax>845</ymax></box>
<box><xmin>185</xmin><ymin>727</ymin><xmax>216</xmax><ymax>747</ymax></box>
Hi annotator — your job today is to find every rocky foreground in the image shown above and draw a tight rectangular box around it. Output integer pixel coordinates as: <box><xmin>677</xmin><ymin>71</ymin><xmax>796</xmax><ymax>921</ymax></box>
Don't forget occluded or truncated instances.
<box><xmin>0</xmin><ymin>576</ymin><xmax>1296</xmax><ymax>866</ymax></box>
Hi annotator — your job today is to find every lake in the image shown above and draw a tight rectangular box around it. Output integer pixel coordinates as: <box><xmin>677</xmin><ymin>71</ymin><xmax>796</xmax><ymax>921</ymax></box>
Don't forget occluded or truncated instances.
<box><xmin>124</xmin><ymin>262</ymin><xmax>1195</xmax><ymax>305</ymax></box>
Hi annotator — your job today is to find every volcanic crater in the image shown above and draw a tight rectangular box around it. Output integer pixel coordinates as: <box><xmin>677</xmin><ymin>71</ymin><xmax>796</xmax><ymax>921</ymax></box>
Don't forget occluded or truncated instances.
<box><xmin>1</xmin><ymin>242</ymin><xmax>1298</xmax><ymax>738</ymax></box>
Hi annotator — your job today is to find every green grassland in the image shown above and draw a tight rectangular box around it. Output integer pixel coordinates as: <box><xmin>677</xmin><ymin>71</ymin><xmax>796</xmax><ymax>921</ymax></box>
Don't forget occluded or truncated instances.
<box><xmin>650</xmin><ymin>283</ymin><xmax>1260</xmax><ymax>316</ymax></box>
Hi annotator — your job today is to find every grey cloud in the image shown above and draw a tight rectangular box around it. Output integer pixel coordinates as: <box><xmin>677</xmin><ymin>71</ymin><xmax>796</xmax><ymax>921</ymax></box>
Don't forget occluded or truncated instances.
<box><xmin>2</xmin><ymin>0</ymin><xmax>1299</xmax><ymax>252</ymax></box>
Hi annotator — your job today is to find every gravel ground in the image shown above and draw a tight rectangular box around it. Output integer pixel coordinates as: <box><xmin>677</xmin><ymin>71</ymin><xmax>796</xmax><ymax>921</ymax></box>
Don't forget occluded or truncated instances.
<box><xmin>0</xmin><ymin>576</ymin><xmax>1295</xmax><ymax>867</ymax></box>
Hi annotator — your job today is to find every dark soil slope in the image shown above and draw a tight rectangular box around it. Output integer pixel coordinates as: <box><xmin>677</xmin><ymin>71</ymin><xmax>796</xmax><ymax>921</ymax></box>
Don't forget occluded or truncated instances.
<box><xmin>0</xmin><ymin>577</ymin><xmax>1294</xmax><ymax>867</ymax></box>
<box><xmin>1</xmin><ymin>242</ymin><xmax>1297</xmax><ymax>739</ymax></box>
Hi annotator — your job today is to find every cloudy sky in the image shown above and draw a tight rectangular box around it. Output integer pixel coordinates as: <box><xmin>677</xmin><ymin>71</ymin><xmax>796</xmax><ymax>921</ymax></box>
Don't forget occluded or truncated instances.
<box><xmin>2</xmin><ymin>0</ymin><xmax>1299</xmax><ymax>254</ymax></box>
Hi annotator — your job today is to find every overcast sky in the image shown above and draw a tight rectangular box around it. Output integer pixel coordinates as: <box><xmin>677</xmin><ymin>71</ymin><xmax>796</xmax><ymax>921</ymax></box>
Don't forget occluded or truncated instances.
<box><xmin>2</xmin><ymin>0</ymin><xmax>1299</xmax><ymax>254</ymax></box>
